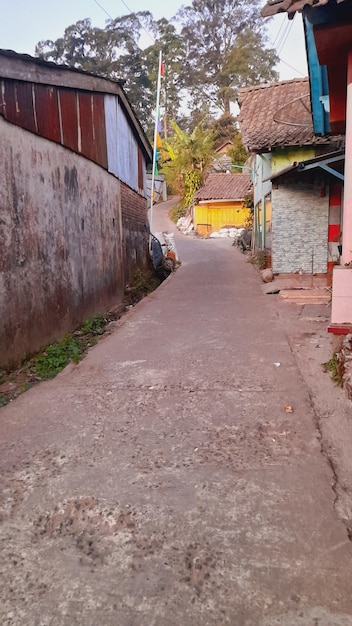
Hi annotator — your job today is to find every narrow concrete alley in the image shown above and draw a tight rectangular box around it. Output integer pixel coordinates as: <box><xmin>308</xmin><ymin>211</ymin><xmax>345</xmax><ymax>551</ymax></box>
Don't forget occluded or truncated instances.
<box><xmin>1</xmin><ymin>200</ymin><xmax>352</xmax><ymax>626</ymax></box>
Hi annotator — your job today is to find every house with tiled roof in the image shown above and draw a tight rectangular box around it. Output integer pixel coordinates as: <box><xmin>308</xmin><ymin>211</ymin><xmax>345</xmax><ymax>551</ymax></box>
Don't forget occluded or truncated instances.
<box><xmin>261</xmin><ymin>0</ymin><xmax>352</xmax><ymax>329</ymax></box>
<box><xmin>238</xmin><ymin>78</ymin><xmax>343</xmax><ymax>279</ymax></box>
<box><xmin>193</xmin><ymin>173</ymin><xmax>252</xmax><ymax>237</ymax></box>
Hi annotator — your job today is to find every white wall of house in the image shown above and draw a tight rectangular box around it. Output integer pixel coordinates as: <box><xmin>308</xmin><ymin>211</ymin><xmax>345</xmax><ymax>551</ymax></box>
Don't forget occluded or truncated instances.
<box><xmin>272</xmin><ymin>177</ymin><xmax>329</xmax><ymax>274</ymax></box>
<box><xmin>253</xmin><ymin>153</ymin><xmax>272</xmax><ymax>249</ymax></box>
<box><xmin>253</xmin><ymin>153</ymin><xmax>272</xmax><ymax>206</ymax></box>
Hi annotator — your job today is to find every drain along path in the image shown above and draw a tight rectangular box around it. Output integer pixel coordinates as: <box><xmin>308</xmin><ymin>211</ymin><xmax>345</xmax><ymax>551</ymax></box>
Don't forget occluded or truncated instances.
<box><xmin>1</xmin><ymin>212</ymin><xmax>352</xmax><ymax>625</ymax></box>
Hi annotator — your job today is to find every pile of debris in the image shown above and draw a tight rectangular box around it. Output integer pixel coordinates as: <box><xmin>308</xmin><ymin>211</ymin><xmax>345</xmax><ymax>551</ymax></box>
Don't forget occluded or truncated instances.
<box><xmin>177</xmin><ymin>214</ymin><xmax>194</xmax><ymax>235</ymax></box>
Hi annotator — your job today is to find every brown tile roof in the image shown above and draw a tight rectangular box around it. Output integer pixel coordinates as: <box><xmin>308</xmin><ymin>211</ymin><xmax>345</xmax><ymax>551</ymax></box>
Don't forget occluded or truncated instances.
<box><xmin>261</xmin><ymin>0</ymin><xmax>345</xmax><ymax>18</ymax></box>
<box><xmin>237</xmin><ymin>78</ymin><xmax>319</xmax><ymax>152</ymax></box>
<box><xmin>194</xmin><ymin>173</ymin><xmax>252</xmax><ymax>201</ymax></box>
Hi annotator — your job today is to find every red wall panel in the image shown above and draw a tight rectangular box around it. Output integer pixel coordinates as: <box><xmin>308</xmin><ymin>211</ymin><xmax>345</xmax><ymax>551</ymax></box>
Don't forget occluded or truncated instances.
<box><xmin>34</xmin><ymin>84</ymin><xmax>61</xmax><ymax>143</ymax></box>
<box><xmin>78</xmin><ymin>92</ymin><xmax>95</xmax><ymax>161</ymax></box>
<box><xmin>92</xmin><ymin>93</ymin><xmax>108</xmax><ymax>170</ymax></box>
<box><xmin>59</xmin><ymin>89</ymin><xmax>78</xmax><ymax>153</ymax></box>
<box><xmin>4</xmin><ymin>80</ymin><xmax>36</xmax><ymax>133</ymax></box>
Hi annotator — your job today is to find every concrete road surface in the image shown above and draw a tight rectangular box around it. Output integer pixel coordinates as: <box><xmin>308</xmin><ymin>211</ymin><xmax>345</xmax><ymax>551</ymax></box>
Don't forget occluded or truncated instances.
<box><xmin>1</xmin><ymin>199</ymin><xmax>352</xmax><ymax>626</ymax></box>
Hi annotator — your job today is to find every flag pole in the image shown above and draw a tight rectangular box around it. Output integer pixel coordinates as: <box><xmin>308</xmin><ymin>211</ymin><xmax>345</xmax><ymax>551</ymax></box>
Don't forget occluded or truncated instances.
<box><xmin>149</xmin><ymin>50</ymin><xmax>163</xmax><ymax>234</ymax></box>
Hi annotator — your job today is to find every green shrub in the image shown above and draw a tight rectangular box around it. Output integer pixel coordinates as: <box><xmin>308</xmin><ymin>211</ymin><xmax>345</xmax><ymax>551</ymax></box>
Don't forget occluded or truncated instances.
<box><xmin>323</xmin><ymin>352</ymin><xmax>344</xmax><ymax>387</ymax></box>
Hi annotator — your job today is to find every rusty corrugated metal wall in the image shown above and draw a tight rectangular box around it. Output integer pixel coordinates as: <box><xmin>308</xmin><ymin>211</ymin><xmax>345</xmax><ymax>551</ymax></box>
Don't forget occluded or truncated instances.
<box><xmin>0</xmin><ymin>79</ymin><xmax>109</xmax><ymax>170</ymax></box>
<box><xmin>0</xmin><ymin>79</ymin><xmax>147</xmax><ymax>195</ymax></box>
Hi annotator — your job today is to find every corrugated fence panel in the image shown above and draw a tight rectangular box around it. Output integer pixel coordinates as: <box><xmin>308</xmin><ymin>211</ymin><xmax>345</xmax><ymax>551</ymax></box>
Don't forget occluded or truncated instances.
<box><xmin>59</xmin><ymin>88</ymin><xmax>79</xmax><ymax>153</ymax></box>
<box><xmin>105</xmin><ymin>94</ymin><xmax>119</xmax><ymax>178</ymax></box>
<box><xmin>3</xmin><ymin>80</ymin><xmax>36</xmax><ymax>133</ymax></box>
<box><xmin>78</xmin><ymin>92</ymin><xmax>95</xmax><ymax>162</ymax></box>
<box><xmin>138</xmin><ymin>148</ymin><xmax>144</xmax><ymax>194</ymax></box>
<box><xmin>76</xmin><ymin>91</ymin><xmax>108</xmax><ymax>168</ymax></box>
<box><xmin>92</xmin><ymin>93</ymin><xmax>108</xmax><ymax>170</ymax></box>
<box><xmin>0</xmin><ymin>80</ymin><xmax>138</xmax><ymax>181</ymax></box>
<box><xmin>116</xmin><ymin>99</ymin><xmax>139</xmax><ymax>192</ymax></box>
<box><xmin>34</xmin><ymin>84</ymin><xmax>61</xmax><ymax>143</ymax></box>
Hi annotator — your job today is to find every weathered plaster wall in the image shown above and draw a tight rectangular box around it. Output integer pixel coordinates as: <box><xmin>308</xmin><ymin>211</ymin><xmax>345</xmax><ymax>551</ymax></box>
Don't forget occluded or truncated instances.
<box><xmin>272</xmin><ymin>175</ymin><xmax>329</xmax><ymax>274</ymax></box>
<box><xmin>0</xmin><ymin>118</ymin><xmax>148</xmax><ymax>369</ymax></box>
<box><xmin>271</xmin><ymin>147</ymin><xmax>315</xmax><ymax>174</ymax></box>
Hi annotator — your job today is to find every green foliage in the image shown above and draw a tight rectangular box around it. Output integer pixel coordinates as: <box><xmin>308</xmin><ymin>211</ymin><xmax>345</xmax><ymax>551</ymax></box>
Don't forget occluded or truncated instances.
<box><xmin>35</xmin><ymin>1</ymin><xmax>279</xmax><ymax>129</ymax></box>
<box><xmin>243</xmin><ymin>192</ymin><xmax>254</xmax><ymax>210</ymax></box>
<box><xmin>35</xmin><ymin>13</ymin><xmax>184</xmax><ymax>135</ymax></box>
<box><xmin>255</xmin><ymin>251</ymin><xmax>266</xmax><ymax>270</ymax></box>
<box><xmin>81</xmin><ymin>315</ymin><xmax>106</xmax><ymax>336</ymax></box>
<box><xmin>176</xmin><ymin>0</ymin><xmax>279</xmax><ymax>114</ymax></box>
<box><xmin>210</xmin><ymin>113</ymin><xmax>238</xmax><ymax>149</ymax></box>
<box><xmin>0</xmin><ymin>278</ymin><xmax>165</xmax><ymax>405</ymax></box>
<box><xmin>170</xmin><ymin>203</ymin><xmax>187</xmax><ymax>223</ymax></box>
<box><xmin>125</xmin><ymin>268</ymin><xmax>161</xmax><ymax>304</ymax></box>
<box><xmin>243</xmin><ymin>193</ymin><xmax>254</xmax><ymax>228</ymax></box>
<box><xmin>161</xmin><ymin>120</ymin><xmax>214</xmax><ymax>206</ymax></box>
<box><xmin>29</xmin><ymin>334</ymin><xmax>84</xmax><ymax>380</ymax></box>
<box><xmin>228</xmin><ymin>133</ymin><xmax>249</xmax><ymax>167</ymax></box>
<box><xmin>323</xmin><ymin>353</ymin><xmax>344</xmax><ymax>387</ymax></box>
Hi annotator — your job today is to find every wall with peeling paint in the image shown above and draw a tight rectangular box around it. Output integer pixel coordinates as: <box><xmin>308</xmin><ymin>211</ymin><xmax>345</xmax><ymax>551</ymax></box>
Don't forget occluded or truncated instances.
<box><xmin>0</xmin><ymin>117</ymin><xmax>149</xmax><ymax>369</ymax></box>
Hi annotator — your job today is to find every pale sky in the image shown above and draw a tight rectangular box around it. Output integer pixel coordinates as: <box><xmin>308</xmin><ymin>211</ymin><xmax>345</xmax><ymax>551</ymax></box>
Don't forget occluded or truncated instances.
<box><xmin>0</xmin><ymin>0</ymin><xmax>308</xmax><ymax>82</ymax></box>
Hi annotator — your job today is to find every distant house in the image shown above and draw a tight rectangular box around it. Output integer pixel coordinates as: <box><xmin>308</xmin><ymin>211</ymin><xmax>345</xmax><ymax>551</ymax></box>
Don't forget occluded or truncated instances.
<box><xmin>210</xmin><ymin>142</ymin><xmax>233</xmax><ymax>173</ymax></box>
<box><xmin>193</xmin><ymin>173</ymin><xmax>252</xmax><ymax>237</ymax></box>
<box><xmin>238</xmin><ymin>78</ymin><xmax>343</xmax><ymax>277</ymax></box>
<box><xmin>0</xmin><ymin>49</ymin><xmax>152</xmax><ymax>369</ymax></box>
<box><xmin>215</xmin><ymin>141</ymin><xmax>233</xmax><ymax>155</ymax></box>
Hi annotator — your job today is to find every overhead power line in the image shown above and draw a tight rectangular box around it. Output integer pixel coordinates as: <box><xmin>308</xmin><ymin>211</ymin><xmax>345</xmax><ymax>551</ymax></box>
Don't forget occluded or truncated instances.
<box><xmin>93</xmin><ymin>0</ymin><xmax>113</xmax><ymax>20</ymax></box>
<box><xmin>278</xmin><ymin>57</ymin><xmax>306</xmax><ymax>77</ymax></box>
<box><xmin>92</xmin><ymin>0</ymin><xmax>155</xmax><ymax>43</ymax></box>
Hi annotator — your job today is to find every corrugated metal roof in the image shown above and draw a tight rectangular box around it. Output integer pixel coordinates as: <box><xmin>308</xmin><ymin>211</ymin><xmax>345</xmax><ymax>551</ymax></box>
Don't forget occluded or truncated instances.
<box><xmin>237</xmin><ymin>78</ymin><xmax>335</xmax><ymax>152</ymax></box>
<box><xmin>194</xmin><ymin>173</ymin><xmax>252</xmax><ymax>201</ymax></box>
<box><xmin>0</xmin><ymin>49</ymin><xmax>152</xmax><ymax>163</ymax></box>
<box><xmin>0</xmin><ymin>48</ymin><xmax>126</xmax><ymax>85</ymax></box>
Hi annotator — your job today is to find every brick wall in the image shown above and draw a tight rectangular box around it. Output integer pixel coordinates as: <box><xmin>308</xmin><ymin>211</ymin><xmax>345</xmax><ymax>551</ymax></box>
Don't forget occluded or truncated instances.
<box><xmin>120</xmin><ymin>182</ymin><xmax>149</xmax><ymax>284</ymax></box>
<box><xmin>272</xmin><ymin>176</ymin><xmax>329</xmax><ymax>274</ymax></box>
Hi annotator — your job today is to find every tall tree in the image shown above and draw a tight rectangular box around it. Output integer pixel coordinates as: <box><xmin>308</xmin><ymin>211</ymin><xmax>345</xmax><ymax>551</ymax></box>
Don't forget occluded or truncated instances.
<box><xmin>35</xmin><ymin>13</ymin><xmax>187</xmax><ymax>135</ymax></box>
<box><xmin>36</xmin><ymin>13</ymin><xmax>156</xmax><ymax>131</ymax></box>
<box><xmin>176</xmin><ymin>0</ymin><xmax>278</xmax><ymax>115</ymax></box>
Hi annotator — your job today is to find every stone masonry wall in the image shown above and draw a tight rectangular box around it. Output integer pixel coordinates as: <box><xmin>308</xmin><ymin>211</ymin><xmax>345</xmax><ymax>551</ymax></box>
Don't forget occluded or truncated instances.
<box><xmin>0</xmin><ymin>117</ymin><xmax>148</xmax><ymax>369</ymax></box>
<box><xmin>272</xmin><ymin>176</ymin><xmax>329</xmax><ymax>275</ymax></box>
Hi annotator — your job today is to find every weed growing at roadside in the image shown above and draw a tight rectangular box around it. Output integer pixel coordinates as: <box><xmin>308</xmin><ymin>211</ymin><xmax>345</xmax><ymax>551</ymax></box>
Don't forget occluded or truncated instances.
<box><xmin>170</xmin><ymin>202</ymin><xmax>187</xmax><ymax>223</ymax></box>
<box><xmin>0</xmin><ymin>267</ymin><xmax>165</xmax><ymax>406</ymax></box>
<box><xmin>255</xmin><ymin>251</ymin><xmax>266</xmax><ymax>270</ymax></box>
<box><xmin>323</xmin><ymin>352</ymin><xmax>344</xmax><ymax>387</ymax></box>
<box><xmin>125</xmin><ymin>268</ymin><xmax>161</xmax><ymax>304</ymax></box>
<box><xmin>28</xmin><ymin>334</ymin><xmax>84</xmax><ymax>380</ymax></box>
<box><xmin>80</xmin><ymin>315</ymin><xmax>106</xmax><ymax>336</ymax></box>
